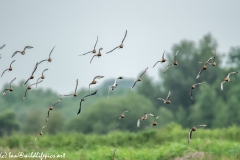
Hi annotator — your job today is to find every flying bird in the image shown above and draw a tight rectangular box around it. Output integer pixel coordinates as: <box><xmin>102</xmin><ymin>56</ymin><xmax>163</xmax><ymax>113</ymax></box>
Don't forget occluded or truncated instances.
<box><xmin>198</xmin><ymin>50</ymin><xmax>217</xmax><ymax>66</ymax></box>
<box><xmin>152</xmin><ymin>50</ymin><xmax>166</xmax><ymax>68</ymax></box>
<box><xmin>22</xmin><ymin>80</ymin><xmax>43</xmax><ymax>101</ymax></box>
<box><xmin>89</xmin><ymin>76</ymin><xmax>104</xmax><ymax>93</ymax></box>
<box><xmin>46</xmin><ymin>98</ymin><xmax>62</xmax><ymax>122</ymax></box>
<box><xmin>77</xmin><ymin>90</ymin><xmax>98</xmax><ymax>115</ymax></box>
<box><xmin>196</xmin><ymin>57</ymin><xmax>213</xmax><ymax>79</ymax></box>
<box><xmin>1</xmin><ymin>60</ymin><xmax>16</xmax><ymax>77</ymax></box>
<box><xmin>130</xmin><ymin>67</ymin><xmax>148</xmax><ymax>90</ymax></box>
<box><xmin>79</xmin><ymin>36</ymin><xmax>98</xmax><ymax>56</ymax></box>
<box><xmin>38</xmin><ymin>46</ymin><xmax>55</xmax><ymax>64</ymax></box>
<box><xmin>12</xmin><ymin>46</ymin><xmax>33</xmax><ymax>58</ymax></box>
<box><xmin>36</xmin><ymin>69</ymin><xmax>49</xmax><ymax>88</ymax></box>
<box><xmin>90</xmin><ymin>48</ymin><xmax>103</xmax><ymax>63</ymax></box>
<box><xmin>108</xmin><ymin>76</ymin><xmax>124</xmax><ymax>98</ymax></box>
<box><xmin>35</xmin><ymin>125</ymin><xmax>48</xmax><ymax>141</ymax></box>
<box><xmin>117</xmin><ymin>110</ymin><xmax>131</xmax><ymax>126</ymax></box>
<box><xmin>106</xmin><ymin>30</ymin><xmax>127</xmax><ymax>54</ymax></box>
<box><xmin>59</xmin><ymin>79</ymin><xmax>78</xmax><ymax>97</ymax></box>
<box><xmin>157</xmin><ymin>91</ymin><xmax>171</xmax><ymax>104</ymax></box>
<box><xmin>190</xmin><ymin>82</ymin><xmax>205</xmax><ymax>100</ymax></box>
<box><xmin>164</xmin><ymin>50</ymin><xmax>179</xmax><ymax>73</ymax></box>
<box><xmin>22</xmin><ymin>62</ymin><xmax>39</xmax><ymax>87</ymax></box>
<box><xmin>2</xmin><ymin>77</ymin><xmax>16</xmax><ymax>97</ymax></box>
<box><xmin>112</xmin><ymin>147</ymin><xmax>117</xmax><ymax>160</ymax></box>
<box><xmin>188</xmin><ymin>124</ymin><xmax>207</xmax><ymax>144</ymax></box>
<box><xmin>145</xmin><ymin>116</ymin><xmax>159</xmax><ymax>130</ymax></box>
<box><xmin>221</xmin><ymin>72</ymin><xmax>238</xmax><ymax>91</ymax></box>
<box><xmin>137</xmin><ymin>113</ymin><xmax>155</xmax><ymax>127</ymax></box>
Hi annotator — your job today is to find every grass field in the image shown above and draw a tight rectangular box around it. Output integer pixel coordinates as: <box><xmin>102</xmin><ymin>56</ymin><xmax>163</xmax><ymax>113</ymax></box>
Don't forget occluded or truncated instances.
<box><xmin>0</xmin><ymin>124</ymin><xmax>240</xmax><ymax>160</ymax></box>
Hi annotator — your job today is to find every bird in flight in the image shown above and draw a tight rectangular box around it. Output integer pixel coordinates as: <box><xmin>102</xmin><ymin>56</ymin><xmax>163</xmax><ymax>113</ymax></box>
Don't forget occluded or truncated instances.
<box><xmin>2</xmin><ymin>77</ymin><xmax>16</xmax><ymax>97</ymax></box>
<box><xmin>77</xmin><ymin>90</ymin><xmax>98</xmax><ymax>115</ymax></box>
<box><xmin>145</xmin><ymin>116</ymin><xmax>159</xmax><ymax>130</ymax></box>
<box><xmin>60</xmin><ymin>79</ymin><xmax>78</xmax><ymax>97</ymax></box>
<box><xmin>46</xmin><ymin>98</ymin><xmax>62</xmax><ymax>122</ymax></box>
<box><xmin>137</xmin><ymin>113</ymin><xmax>155</xmax><ymax>127</ymax></box>
<box><xmin>36</xmin><ymin>69</ymin><xmax>49</xmax><ymax>88</ymax></box>
<box><xmin>22</xmin><ymin>62</ymin><xmax>39</xmax><ymax>87</ymax></box>
<box><xmin>38</xmin><ymin>46</ymin><xmax>55</xmax><ymax>64</ymax></box>
<box><xmin>1</xmin><ymin>60</ymin><xmax>16</xmax><ymax>77</ymax></box>
<box><xmin>22</xmin><ymin>80</ymin><xmax>43</xmax><ymax>101</ymax></box>
<box><xmin>221</xmin><ymin>72</ymin><xmax>238</xmax><ymax>91</ymax></box>
<box><xmin>163</xmin><ymin>50</ymin><xmax>179</xmax><ymax>73</ymax></box>
<box><xmin>90</xmin><ymin>48</ymin><xmax>103</xmax><ymax>64</ymax></box>
<box><xmin>196</xmin><ymin>56</ymin><xmax>213</xmax><ymax>79</ymax></box>
<box><xmin>108</xmin><ymin>76</ymin><xmax>124</xmax><ymax>98</ymax></box>
<box><xmin>79</xmin><ymin>36</ymin><xmax>98</xmax><ymax>56</ymax></box>
<box><xmin>117</xmin><ymin>110</ymin><xmax>131</xmax><ymax>126</ymax></box>
<box><xmin>35</xmin><ymin>125</ymin><xmax>48</xmax><ymax>141</ymax></box>
<box><xmin>89</xmin><ymin>76</ymin><xmax>104</xmax><ymax>93</ymax></box>
<box><xmin>190</xmin><ymin>82</ymin><xmax>205</xmax><ymax>100</ymax></box>
<box><xmin>106</xmin><ymin>30</ymin><xmax>127</xmax><ymax>54</ymax></box>
<box><xmin>152</xmin><ymin>50</ymin><xmax>166</xmax><ymax>68</ymax></box>
<box><xmin>198</xmin><ymin>50</ymin><xmax>217</xmax><ymax>66</ymax></box>
<box><xmin>157</xmin><ymin>91</ymin><xmax>171</xmax><ymax>104</ymax></box>
<box><xmin>130</xmin><ymin>67</ymin><xmax>148</xmax><ymax>90</ymax></box>
<box><xmin>12</xmin><ymin>46</ymin><xmax>33</xmax><ymax>58</ymax></box>
<box><xmin>188</xmin><ymin>124</ymin><xmax>207</xmax><ymax>144</ymax></box>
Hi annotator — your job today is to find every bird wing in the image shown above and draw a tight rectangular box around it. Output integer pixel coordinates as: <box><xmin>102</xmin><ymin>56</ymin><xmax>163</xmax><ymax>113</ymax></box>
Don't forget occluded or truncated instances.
<box><xmin>157</xmin><ymin>98</ymin><xmax>166</xmax><ymax>103</ymax></box>
<box><xmin>196</xmin><ymin>124</ymin><xmax>207</xmax><ymax>128</ymax></box>
<box><xmin>162</xmin><ymin>50</ymin><xmax>166</xmax><ymax>60</ymax></box>
<box><xmin>130</xmin><ymin>80</ymin><xmax>138</xmax><ymax>90</ymax></box>
<box><xmin>164</xmin><ymin>64</ymin><xmax>173</xmax><ymax>73</ymax></box>
<box><xmin>84</xmin><ymin>90</ymin><xmax>98</xmax><ymax>98</ymax></box>
<box><xmin>38</xmin><ymin>59</ymin><xmax>48</xmax><ymax>64</ymax></box>
<box><xmin>42</xmin><ymin>69</ymin><xmax>49</xmax><ymax>75</ymax></box>
<box><xmin>188</xmin><ymin>129</ymin><xmax>192</xmax><ymax>144</ymax></box>
<box><xmin>22</xmin><ymin>78</ymin><xmax>31</xmax><ymax>86</ymax></box>
<box><xmin>94</xmin><ymin>36</ymin><xmax>98</xmax><ymax>50</ymax></box>
<box><xmin>79</xmin><ymin>51</ymin><xmax>92</xmax><ymax>56</ymax></box>
<box><xmin>40</xmin><ymin>124</ymin><xmax>48</xmax><ymax>132</ymax></box>
<box><xmin>123</xmin><ymin>110</ymin><xmax>131</xmax><ymax>114</ymax></box>
<box><xmin>49</xmin><ymin>46</ymin><xmax>55</xmax><ymax>58</ymax></box>
<box><xmin>90</xmin><ymin>55</ymin><xmax>97</xmax><ymax>63</ymax></box>
<box><xmin>1</xmin><ymin>69</ymin><xmax>8</xmax><ymax>77</ymax></box>
<box><xmin>93</xmin><ymin>76</ymin><xmax>104</xmax><ymax>80</ymax></box>
<box><xmin>24</xmin><ymin>46</ymin><xmax>33</xmax><ymax>51</ymax></box>
<box><xmin>46</xmin><ymin>109</ymin><xmax>50</xmax><ymax>122</ymax></box>
<box><xmin>0</xmin><ymin>44</ymin><xmax>6</xmax><ymax>49</ymax></box>
<box><xmin>152</xmin><ymin>61</ymin><xmax>160</xmax><ymax>68</ymax></box>
<box><xmin>137</xmin><ymin>119</ymin><xmax>140</xmax><ymax>127</ymax></box>
<box><xmin>166</xmin><ymin>91</ymin><xmax>171</xmax><ymax>100</ymax></box>
<box><xmin>77</xmin><ymin>100</ymin><xmax>83</xmax><ymax>115</ymax></box>
<box><xmin>193</xmin><ymin>82</ymin><xmax>205</xmax><ymax>86</ymax></box>
<box><xmin>174</xmin><ymin>50</ymin><xmax>179</xmax><ymax>61</ymax></box>
<box><xmin>196</xmin><ymin>68</ymin><xmax>203</xmax><ymax>79</ymax></box>
<box><xmin>22</xmin><ymin>89</ymin><xmax>28</xmax><ymax>101</ymax></box>
<box><xmin>11</xmin><ymin>51</ymin><xmax>21</xmax><ymax>58</ymax></box>
<box><xmin>204</xmin><ymin>57</ymin><xmax>213</xmax><ymax>65</ymax></box>
<box><xmin>74</xmin><ymin>79</ymin><xmax>78</xmax><ymax>94</ymax></box>
<box><xmin>121</xmin><ymin>30</ymin><xmax>127</xmax><ymax>44</ymax></box>
<box><xmin>10</xmin><ymin>60</ymin><xmax>16</xmax><ymax>67</ymax></box>
<box><xmin>221</xmin><ymin>81</ymin><xmax>225</xmax><ymax>91</ymax></box>
<box><xmin>2</xmin><ymin>89</ymin><xmax>9</xmax><ymax>97</ymax></box>
<box><xmin>35</xmin><ymin>77</ymin><xmax>41</xmax><ymax>88</ymax></box>
<box><xmin>139</xmin><ymin>67</ymin><xmax>148</xmax><ymax>78</ymax></box>
<box><xmin>52</xmin><ymin>98</ymin><xmax>62</xmax><ymax>106</ymax></box>
<box><xmin>227</xmin><ymin>72</ymin><xmax>238</xmax><ymax>78</ymax></box>
<box><xmin>10</xmin><ymin>77</ymin><xmax>16</xmax><ymax>88</ymax></box>
<box><xmin>106</xmin><ymin>46</ymin><xmax>119</xmax><ymax>54</ymax></box>
<box><xmin>31</xmin><ymin>62</ymin><xmax>39</xmax><ymax>76</ymax></box>
<box><xmin>30</xmin><ymin>80</ymin><xmax>43</xmax><ymax>87</ymax></box>
<box><xmin>154</xmin><ymin>116</ymin><xmax>159</xmax><ymax>120</ymax></box>
<box><xmin>190</xmin><ymin>89</ymin><xmax>193</xmax><ymax>100</ymax></box>
<box><xmin>147</xmin><ymin>113</ymin><xmax>155</xmax><ymax>117</ymax></box>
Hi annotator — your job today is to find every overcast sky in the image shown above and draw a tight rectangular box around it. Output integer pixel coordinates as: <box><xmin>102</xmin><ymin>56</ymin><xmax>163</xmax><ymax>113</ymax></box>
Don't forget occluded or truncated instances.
<box><xmin>0</xmin><ymin>0</ymin><xmax>240</xmax><ymax>94</ymax></box>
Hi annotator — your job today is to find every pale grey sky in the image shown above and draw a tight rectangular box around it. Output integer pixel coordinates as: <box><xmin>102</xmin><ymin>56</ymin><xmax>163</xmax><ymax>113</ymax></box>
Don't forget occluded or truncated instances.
<box><xmin>1</xmin><ymin>0</ymin><xmax>240</xmax><ymax>94</ymax></box>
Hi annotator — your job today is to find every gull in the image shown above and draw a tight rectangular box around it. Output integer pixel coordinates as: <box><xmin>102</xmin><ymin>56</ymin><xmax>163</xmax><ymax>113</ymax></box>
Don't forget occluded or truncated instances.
<box><xmin>157</xmin><ymin>91</ymin><xmax>171</xmax><ymax>104</ymax></box>
<box><xmin>22</xmin><ymin>80</ymin><xmax>43</xmax><ymax>101</ymax></box>
<box><xmin>108</xmin><ymin>76</ymin><xmax>124</xmax><ymax>98</ymax></box>
<box><xmin>137</xmin><ymin>113</ymin><xmax>155</xmax><ymax>127</ymax></box>
<box><xmin>152</xmin><ymin>50</ymin><xmax>166</xmax><ymax>68</ymax></box>
<box><xmin>35</xmin><ymin>125</ymin><xmax>48</xmax><ymax>141</ymax></box>
<box><xmin>12</xmin><ymin>46</ymin><xmax>33</xmax><ymax>58</ymax></box>
<box><xmin>36</xmin><ymin>69</ymin><xmax>49</xmax><ymax>88</ymax></box>
<box><xmin>46</xmin><ymin>98</ymin><xmax>62</xmax><ymax>122</ymax></box>
<box><xmin>22</xmin><ymin>62</ymin><xmax>39</xmax><ymax>87</ymax></box>
<box><xmin>79</xmin><ymin>36</ymin><xmax>98</xmax><ymax>56</ymax></box>
<box><xmin>2</xmin><ymin>77</ymin><xmax>16</xmax><ymax>97</ymax></box>
<box><xmin>0</xmin><ymin>44</ymin><xmax>6</xmax><ymax>49</ymax></box>
<box><xmin>117</xmin><ymin>110</ymin><xmax>131</xmax><ymax>126</ymax></box>
<box><xmin>77</xmin><ymin>90</ymin><xmax>98</xmax><ymax>115</ymax></box>
<box><xmin>145</xmin><ymin>116</ymin><xmax>159</xmax><ymax>130</ymax></box>
<box><xmin>130</xmin><ymin>67</ymin><xmax>148</xmax><ymax>90</ymax></box>
<box><xmin>90</xmin><ymin>48</ymin><xmax>103</xmax><ymax>63</ymax></box>
<box><xmin>164</xmin><ymin>50</ymin><xmax>179</xmax><ymax>73</ymax></box>
<box><xmin>89</xmin><ymin>76</ymin><xmax>104</xmax><ymax>93</ymax></box>
<box><xmin>60</xmin><ymin>79</ymin><xmax>78</xmax><ymax>97</ymax></box>
<box><xmin>221</xmin><ymin>72</ymin><xmax>238</xmax><ymax>91</ymax></box>
<box><xmin>106</xmin><ymin>30</ymin><xmax>127</xmax><ymax>54</ymax></box>
<box><xmin>188</xmin><ymin>124</ymin><xmax>207</xmax><ymax>144</ymax></box>
<box><xmin>190</xmin><ymin>82</ymin><xmax>205</xmax><ymax>100</ymax></box>
<box><xmin>38</xmin><ymin>46</ymin><xmax>55</xmax><ymax>64</ymax></box>
<box><xmin>1</xmin><ymin>60</ymin><xmax>16</xmax><ymax>77</ymax></box>
<box><xmin>112</xmin><ymin>147</ymin><xmax>117</xmax><ymax>160</ymax></box>
<box><xmin>196</xmin><ymin>57</ymin><xmax>213</xmax><ymax>79</ymax></box>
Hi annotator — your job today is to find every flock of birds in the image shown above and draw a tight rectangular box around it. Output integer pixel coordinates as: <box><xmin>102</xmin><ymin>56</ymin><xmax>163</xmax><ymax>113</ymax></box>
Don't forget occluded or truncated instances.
<box><xmin>0</xmin><ymin>30</ymin><xmax>238</xmax><ymax>159</ymax></box>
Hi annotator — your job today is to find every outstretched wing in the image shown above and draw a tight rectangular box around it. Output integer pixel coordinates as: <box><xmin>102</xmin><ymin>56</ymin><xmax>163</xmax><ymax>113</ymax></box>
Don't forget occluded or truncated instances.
<box><xmin>46</xmin><ymin>109</ymin><xmax>51</xmax><ymax>122</ymax></box>
<box><xmin>0</xmin><ymin>44</ymin><xmax>6</xmax><ymax>49</ymax></box>
<box><xmin>152</xmin><ymin>61</ymin><xmax>160</xmax><ymax>68</ymax></box>
<box><xmin>93</xmin><ymin>76</ymin><xmax>104</xmax><ymax>81</ymax></box>
<box><xmin>49</xmin><ymin>46</ymin><xmax>55</xmax><ymax>58</ymax></box>
<box><xmin>174</xmin><ymin>50</ymin><xmax>179</xmax><ymax>61</ymax></box>
<box><xmin>196</xmin><ymin>68</ymin><xmax>203</xmax><ymax>79</ymax></box>
<box><xmin>139</xmin><ymin>67</ymin><xmax>148</xmax><ymax>78</ymax></box>
<box><xmin>31</xmin><ymin>62</ymin><xmax>39</xmax><ymax>76</ymax></box>
<box><xmin>190</xmin><ymin>89</ymin><xmax>193</xmax><ymax>100</ymax></box>
<box><xmin>121</xmin><ymin>30</ymin><xmax>127</xmax><ymax>44</ymax></box>
<box><xmin>227</xmin><ymin>72</ymin><xmax>238</xmax><ymax>78</ymax></box>
<box><xmin>90</xmin><ymin>55</ymin><xmax>97</xmax><ymax>63</ymax></box>
<box><xmin>1</xmin><ymin>69</ymin><xmax>8</xmax><ymax>77</ymax></box>
<box><xmin>106</xmin><ymin>46</ymin><xmax>119</xmax><ymax>54</ymax></box>
<box><xmin>22</xmin><ymin>89</ymin><xmax>28</xmax><ymax>101</ymax></box>
<box><xmin>94</xmin><ymin>36</ymin><xmax>98</xmax><ymax>50</ymax></box>
<box><xmin>157</xmin><ymin>98</ymin><xmax>166</xmax><ymax>103</ymax></box>
<box><xmin>123</xmin><ymin>110</ymin><xmax>130</xmax><ymax>114</ymax></box>
<box><xmin>10</xmin><ymin>60</ymin><xmax>16</xmax><ymax>67</ymax></box>
<box><xmin>11</xmin><ymin>51</ymin><xmax>21</xmax><ymax>58</ymax></box>
<box><xmin>77</xmin><ymin>100</ymin><xmax>83</xmax><ymax>115</ymax></box>
<box><xmin>188</xmin><ymin>129</ymin><xmax>192</xmax><ymax>144</ymax></box>
<box><xmin>164</xmin><ymin>64</ymin><xmax>173</xmax><ymax>73</ymax></box>
<box><xmin>10</xmin><ymin>77</ymin><xmax>16</xmax><ymax>88</ymax></box>
<box><xmin>38</xmin><ymin>59</ymin><xmax>48</xmax><ymax>64</ymax></box>
<box><xmin>74</xmin><ymin>79</ymin><xmax>78</xmax><ymax>94</ymax></box>
<box><xmin>221</xmin><ymin>81</ymin><xmax>225</xmax><ymax>91</ymax></box>
<box><xmin>137</xmin><ymin>119</ymin><xmax>140</xmax><ymax>127</ymax></box>
<box><xmin>2</xmin><ymin>89</ymin><xmax>9</xmax><ymax>97</ymax></box>
<box><xmin>84</xmin><ymin>90</ymin><xmax>98</xmax><ymax>98</ymax></box>
<box><xmin>52</xmin><ymin>98</ymin><xmax>62</xmax><ymax>106</ymax></box>
<box><xmin>162</xmin><ymin>50</ymin><xmax>166</xmax><ymax>60</ymax></box>
<box><xmin>193</xmin><ymin>82</ymin><xmax>205</xmax><ymax>86</ymax></box>
<box><xmin>130</xmin><ymin>80</ymin><xmax>138</xmax><ymax>90</ymax></box>
<box><xmin>23</xmin><ymin>46</ymin><xmax>33</xmax><ymax>51</ymax></box>
<box><xmin>166</xmin><ymin>91</ymin><xmax>171</xmax><ymax>100</ymax></box>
